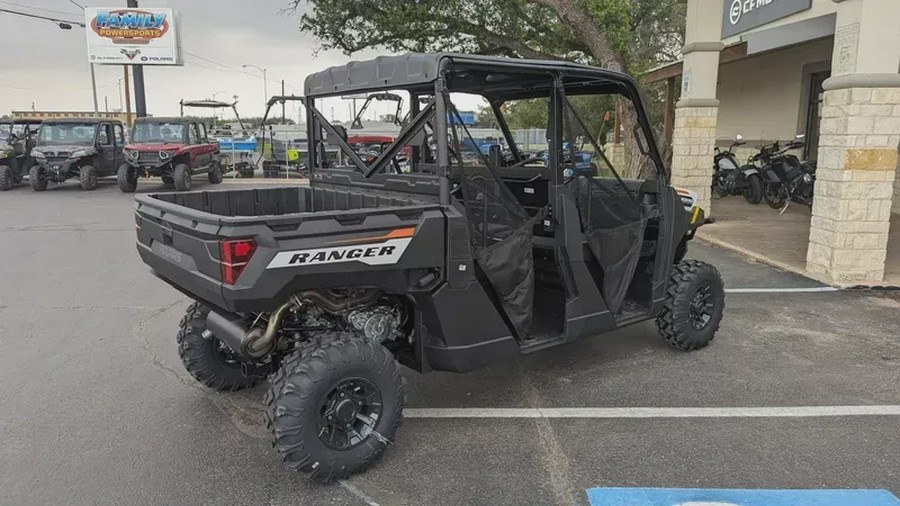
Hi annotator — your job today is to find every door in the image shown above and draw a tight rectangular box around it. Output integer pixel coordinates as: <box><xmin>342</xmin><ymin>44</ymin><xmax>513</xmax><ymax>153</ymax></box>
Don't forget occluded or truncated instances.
<box><xmin>113</xmin><ymin>123</ymin><xmax>126</xmax><ymax>169</ymax></box>
<box><xmin>97</xmin><ymin>123</ymin><xmax>116</xmax><ymax>174</ymax></box>
<box><xmin>188</xmin><ymin>122</ymin><xmax>208</xmax><ymax>172</ymax></box>
<box><xmin>198</xmin><ymin>122</ymin><xmax>218</xmax><ymax>167</ymax></box>
<box><xmin>804</xmin><ymin>70</ymin><xmax>829</xmax><ymax>162</ymax></box>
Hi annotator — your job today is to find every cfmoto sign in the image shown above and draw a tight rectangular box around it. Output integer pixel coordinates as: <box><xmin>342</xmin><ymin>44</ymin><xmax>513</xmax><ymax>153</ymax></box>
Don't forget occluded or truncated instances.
<box><xmin>722</xmin><ymin>0</ymin><xmax>811</xmax><ymax>38</ymax></box>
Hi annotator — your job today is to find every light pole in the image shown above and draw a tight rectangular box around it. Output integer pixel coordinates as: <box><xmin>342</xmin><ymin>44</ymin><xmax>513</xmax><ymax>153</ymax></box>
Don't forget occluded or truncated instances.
<box><xmin>211</xmin><ymin>90</ymin><xmax>225</xmax><ymax>125</ymax></box>
<box><xmin>242</xmin><ymin>64</ymin><xmax>268</xmax><ymax>111</ymax></box>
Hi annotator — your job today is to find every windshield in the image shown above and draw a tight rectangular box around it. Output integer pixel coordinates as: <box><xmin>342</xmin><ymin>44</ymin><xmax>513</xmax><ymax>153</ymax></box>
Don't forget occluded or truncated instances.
<box><xmin>38</xmin><ymin>123</ymin><xmax>96</xmax><ymax>146</ymax></box>
<box><xmin>131</xmin><ymin>122</ymin><xmax>186</xmax><ymax>144</ymax></box>
<box><xmin>0</xmin><ymin>124</ymin><xmax>11</xmax><ymax>143</ymax></box>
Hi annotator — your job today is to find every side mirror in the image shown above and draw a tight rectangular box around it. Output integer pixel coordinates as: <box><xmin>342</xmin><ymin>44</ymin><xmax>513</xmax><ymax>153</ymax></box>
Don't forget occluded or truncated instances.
<box><xmin>326</xmin><ymin>125</ymin><xmax>348</xmax><ymax>146</ymax></box>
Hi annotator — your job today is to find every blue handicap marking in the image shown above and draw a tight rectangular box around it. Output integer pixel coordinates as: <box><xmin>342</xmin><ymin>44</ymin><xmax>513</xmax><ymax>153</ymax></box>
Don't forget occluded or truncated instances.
<box><xmin>585</xmin><ymin>488</ymin><xmax>900</xmax><ymax>506</ymax></box>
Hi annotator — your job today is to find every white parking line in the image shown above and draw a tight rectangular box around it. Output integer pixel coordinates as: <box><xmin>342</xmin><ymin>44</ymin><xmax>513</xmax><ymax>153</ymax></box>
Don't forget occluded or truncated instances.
<box><xmin>725</xmin><ymin>287</ymin><xmax>839</xmax><ymax>293</ymax></box>
<box><xmin>404</xmin><ymin>405</ymin><xmax>900</xmax><ymax>419</ymax></box>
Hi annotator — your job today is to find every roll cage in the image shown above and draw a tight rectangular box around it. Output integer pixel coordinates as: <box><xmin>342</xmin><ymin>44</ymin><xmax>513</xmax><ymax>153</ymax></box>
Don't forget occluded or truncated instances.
<box><xmin>302</xmin><ymin>53</ymin><xmax>667</xmax><ymax>205</ymax></box>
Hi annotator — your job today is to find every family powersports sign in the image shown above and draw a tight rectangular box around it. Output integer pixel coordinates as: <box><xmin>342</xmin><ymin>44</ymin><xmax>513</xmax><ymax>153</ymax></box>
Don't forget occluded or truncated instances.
<box><xmin>84</xmin><ymin>7</ymin><xmax>182</xmax><ymax>65</ymax></box>
<box><xmin>722</xmin><ymin>0</ymin><xmax>811</xmax><ymax>38</ymax></box>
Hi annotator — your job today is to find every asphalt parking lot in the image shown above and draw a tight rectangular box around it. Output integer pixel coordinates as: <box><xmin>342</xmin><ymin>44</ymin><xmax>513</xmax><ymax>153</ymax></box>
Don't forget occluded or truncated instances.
<box><xmin>0</xmin><ymin>179</ymin><xmax>898</xmax><ymax>505</ymax></box>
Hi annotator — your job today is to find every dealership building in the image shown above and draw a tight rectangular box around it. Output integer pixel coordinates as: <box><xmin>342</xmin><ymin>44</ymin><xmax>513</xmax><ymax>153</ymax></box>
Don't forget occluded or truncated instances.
<box><xmin>647</xmin><ymin>0</ymin><xmax>899</xmax><ymax>285</ymax></box>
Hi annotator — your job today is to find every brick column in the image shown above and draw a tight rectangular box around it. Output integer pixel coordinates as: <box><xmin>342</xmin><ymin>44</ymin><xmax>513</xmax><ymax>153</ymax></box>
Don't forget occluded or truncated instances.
<box><xmin>671</xmin><ymin>105</ymin><xmax>718</xmax><ymax>211</ymax></box>
<box><xmin>806</xmin><ymin>88</ymin><xmax>900</xmax><ymax>284</ymax></box>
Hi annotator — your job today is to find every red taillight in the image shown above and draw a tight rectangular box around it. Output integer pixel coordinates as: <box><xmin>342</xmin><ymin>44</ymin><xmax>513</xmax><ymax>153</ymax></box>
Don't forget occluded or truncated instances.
<box><xmin>220</xmin><ymin>239</ymin><xmax>256</xmax><ymax>285</ymax></box>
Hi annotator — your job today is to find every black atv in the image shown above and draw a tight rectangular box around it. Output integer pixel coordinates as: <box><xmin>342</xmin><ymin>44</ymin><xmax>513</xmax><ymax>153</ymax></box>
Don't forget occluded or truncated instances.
<box><xmin>135</xmin><ymin>54</ymin><xmax>724</xmax><ymax>483</ymax></box>
<box><xmin>29</xmin><ymin>118</ymin><xmax>126</xmax><ymax>191</ymax></box>
<box><xmin>0</xmin><ymin>119</ymin><xmax>41</xmax><ymax>191</ymax></box>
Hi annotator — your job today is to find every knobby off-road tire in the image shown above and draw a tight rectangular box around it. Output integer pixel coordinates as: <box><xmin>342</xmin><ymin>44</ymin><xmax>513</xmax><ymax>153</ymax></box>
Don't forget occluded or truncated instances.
<box><xmin>657</xmin><ymin>260</ymin><xmax>725</xmax><ymax>351</ymax></box>
<box><xmin>173</xmin><ymin>163</ymin><xmax>192</xmax><ymax>191</ymax></box>
<box><xmin>0</xmin><ymin>165</ymin><xmax>12</xmax><ymax>191</ymax></box>
<box><xmin>264</xmin><ymin>335</ymin><xmax>406</xmax><ymax>483</ymax></box>
<box><xmin>176</xmin><ymin>302</ymin><xmax>260</xmax><ymax>391</ymax></box>
<box><xmin>29</xmin><ymin>166</ymin><xmax>47</xmax><ymax>191</ymax></box>
<box><xmin>79</xmin><ymin>165</ymin><xmax>98</xmax><ymax>191</ymax></box>
<box><xmin>208</xmin><ymin>160</ymin><xmax>223</xmax><ymax>184</ymax></box>
<box><xmin>117</xmin><ymin>163</ymin><xmax>138</xmax><ymax>193</ymax></box>
<box><xmin>743</xmin><ymin>174</ymin><xmax>763</xmax><ymax>205</ymax></box>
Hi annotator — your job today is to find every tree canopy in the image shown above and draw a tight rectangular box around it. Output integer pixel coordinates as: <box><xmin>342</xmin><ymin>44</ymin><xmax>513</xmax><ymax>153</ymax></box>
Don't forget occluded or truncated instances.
<box><xmin>291</xmin><ymin>0</ymin><xmax>686</xmax><ymax>174</ymax></box>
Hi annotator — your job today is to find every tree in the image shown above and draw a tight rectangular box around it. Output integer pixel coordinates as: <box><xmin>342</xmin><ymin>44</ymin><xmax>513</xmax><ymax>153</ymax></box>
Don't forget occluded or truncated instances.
<box><xmin>291</xmin><ymin>0</ymin><xmax>685</xmax><ymax>176</ymax></box>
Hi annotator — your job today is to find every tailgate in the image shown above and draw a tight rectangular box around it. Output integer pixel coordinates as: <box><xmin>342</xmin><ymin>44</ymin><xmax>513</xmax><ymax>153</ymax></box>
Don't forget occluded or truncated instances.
<box><xmin>135</xmin><ymin>195</ymin><xmax>226</xmax><ymax>308</ymax></box>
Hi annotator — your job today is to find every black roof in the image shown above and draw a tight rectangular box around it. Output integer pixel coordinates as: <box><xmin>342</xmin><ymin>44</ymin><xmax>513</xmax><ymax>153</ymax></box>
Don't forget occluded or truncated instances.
<box><xmin>0</xmin><ymin>119</ymin><xmax>42</xmax><ymax>125</ymax></box>
<box><xmin>134</xmin><ymin>116</ymin><xmax>192</xmax><ymax>124</ymax></box>
<box><xmin>304</xmin><ymin>53</ymin><xmax>635</xmax><ymax>99</ymax></box>
<box><xmin>40</xmin><ymin>117</ymin><xmax>123</xmax><ymax>125</ymax></box>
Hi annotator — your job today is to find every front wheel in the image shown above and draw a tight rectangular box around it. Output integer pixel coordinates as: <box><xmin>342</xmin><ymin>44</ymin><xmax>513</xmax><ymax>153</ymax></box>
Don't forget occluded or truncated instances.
<box><xmin>743</xmin><ymin>174</ymin><xmax>763</xmax><ymax>205</ymax></box>
<box><xmin>764</xmin><ymin>183</ymin><xmax>786</xmax><ymax>209</ymax></box>
<box><xmin>657</xmin><ymin>260</ymin><xmax>725</xmax><ymax>351</ymax></box>
<box><xmin>0</xmin><ymin>165</ymin><xmax>12</xmax><ymax>191</ymax></box>
<box><xmin>117</xmin><ymin>163</ymin><xmax>138</xmax><ymax>193</ymax></box>
<box><xmin>172</xmin><ymin>163</ymin><xmax>192</xmax><ymax>191</ymax></box>
<box><xmin>79</xmin><ymin>165</ymin><xmax>98</xmax><ymax>191</ymax></box>
<box><xmin>29</xmin><ymin>166</ymin><xmax>47</xmax><ymax>191</ymax></box>
<box><xmin>176</xmin><ymin>302</ymin><xmax>260</xmax><ymax>391</ymax></box>
<box><xmin>265</xmin><ymin>336</ymin><xmax>406</xmax><ymax>483</ymax></box>
<box><xmin>208</xmin><ymin>160</ymin><xmax>223</xmax><ymax>184</ymax></box>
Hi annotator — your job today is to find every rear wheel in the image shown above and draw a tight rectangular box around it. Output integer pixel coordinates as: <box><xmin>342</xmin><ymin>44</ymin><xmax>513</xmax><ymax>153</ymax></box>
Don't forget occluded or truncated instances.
<box><xmin>265</xmin><ymin>335</ymin><xmax>406</xmax><ymax>483</ymax></box>
<box><xmin>743</xmin><ymin>174</ymin><xmax>763</xmax><ymax>204</ymax></box>
<box><xmin>657</xmin><ymin>260</ymin><xmax>725</xmax><ymax>351</ymax></box>
<box><xmin>176</xmin><ymin>302</ymin><xmax>260</xmax><ymax>391</ymax></box>
<box><xmin>764</xmin><ymin>183</ymin><xmax>786</xmax><ymax>209</ymax></box>
<box><xmin>117</xmin><ymin>163</ymin><xmax>138</xmax><ymax>193</ymax></box>
<box><xmin>29</xmin><ymin>166</ymin><xmax>47</xmax><ymax>191</ymax></box>
<box><xmin>173</xmin><ymin>163</ymin><xmax>192</xmax><ymax>191</ymax></box>
<box><xmin>208</xmin><ymin>160</ymin><xmax>223</xmax><ymax>184</ymax></box>
<box><xmin>0</xmin><ymin>165</ymin><xmax>12</xmax><ymax>191</ymax></box>
<box><xmin>79</xmin><ymin>165</ymin><xmax>98</xmax><ymax>191</ymax></box>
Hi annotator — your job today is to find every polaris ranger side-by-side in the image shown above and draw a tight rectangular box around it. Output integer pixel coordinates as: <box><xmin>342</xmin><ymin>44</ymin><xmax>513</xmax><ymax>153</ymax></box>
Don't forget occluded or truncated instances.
<box><xmin>30</xmin><ymin>118</ymin><xmax>126</xmax><ymax>191</ymax></box>
<box><xmin>0</xmin><ymin>119</ymin><xmax>41</xmax><ymax>191</ymax></box>
<box><xmin>134</xmin><ymin>54</ymin><xmax>724</xmax><ymax>482</ymax></box>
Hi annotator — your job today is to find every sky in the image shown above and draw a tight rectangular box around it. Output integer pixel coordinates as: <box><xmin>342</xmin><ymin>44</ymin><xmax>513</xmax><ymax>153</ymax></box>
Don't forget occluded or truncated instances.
<box><xmin>0</xmin><ymin>0</ymin><xmax>477</xmax><ymax>123</ymax></box>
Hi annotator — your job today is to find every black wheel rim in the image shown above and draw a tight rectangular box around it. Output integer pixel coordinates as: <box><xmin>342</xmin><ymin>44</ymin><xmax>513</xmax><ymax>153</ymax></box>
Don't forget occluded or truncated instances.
<box><xmin>689</xmin><ymin>283</ymin><xmax>715</xmax><ymax>330</ymax></box>
<box><xmin>317</xmin><ymin>378</ymin><xmax>383</xmax><ymax>451</ymax></box>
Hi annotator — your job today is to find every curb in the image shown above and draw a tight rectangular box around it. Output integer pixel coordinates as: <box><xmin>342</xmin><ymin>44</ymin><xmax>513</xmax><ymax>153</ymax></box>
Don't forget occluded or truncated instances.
<box><xmin>695</xmin><ymin>233</ymin><xmax>829</xmax><ymax>285</ymax></box>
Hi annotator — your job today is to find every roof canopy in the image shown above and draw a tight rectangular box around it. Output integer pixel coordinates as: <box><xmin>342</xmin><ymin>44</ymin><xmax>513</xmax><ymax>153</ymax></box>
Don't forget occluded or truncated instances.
<box><xmin>304</xmin><ymin>53</ymin><xmax>637</xmax><ymax>101</ymax></box>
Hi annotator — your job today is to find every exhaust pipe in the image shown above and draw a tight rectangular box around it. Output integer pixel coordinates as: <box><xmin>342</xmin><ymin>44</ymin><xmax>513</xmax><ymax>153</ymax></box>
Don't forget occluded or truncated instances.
<box><xmin>205</xmin><ymin>298</ymin><xmax>299</xmax><ymax>361</ymax></box>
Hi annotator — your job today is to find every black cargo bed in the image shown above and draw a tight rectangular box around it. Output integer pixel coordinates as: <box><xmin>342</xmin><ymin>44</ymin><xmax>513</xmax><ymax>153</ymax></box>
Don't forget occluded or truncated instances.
<box><xmin>150</xmin><ymin>186</ymin><xmax>428</xmax><ymax>218</ymax></box>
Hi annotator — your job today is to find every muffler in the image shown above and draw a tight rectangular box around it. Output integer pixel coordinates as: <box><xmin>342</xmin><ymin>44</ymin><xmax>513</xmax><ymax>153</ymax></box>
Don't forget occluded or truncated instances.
<box><xmin>205</xmin><ymin>298</ymin><xmax>300</xmax><ymax>361</ymax></box>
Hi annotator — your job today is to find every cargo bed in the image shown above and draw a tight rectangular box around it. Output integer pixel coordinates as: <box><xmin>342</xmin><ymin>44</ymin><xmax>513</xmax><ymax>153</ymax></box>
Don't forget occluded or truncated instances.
<box><xmin>134</xmin><ymin>186</ymin><xmax>448</xmax><ymax>313</ymax></box>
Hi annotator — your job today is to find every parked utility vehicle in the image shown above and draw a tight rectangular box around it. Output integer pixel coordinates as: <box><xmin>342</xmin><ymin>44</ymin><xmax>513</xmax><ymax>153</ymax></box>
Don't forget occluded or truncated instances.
<box><xmin>135</xmin><ymin>54</ymin><xmax>724</xmax><ymax>483</ymax></box>
<box><xmin>120</xmin><ymin>117</ymin><xmax>223</xmax><ymax>192</ymax></box>
<box><xmin>0</xmin><ymin>119</ymin><xmax>41</xmax><ymax>191</ymax></box>
<box><xmin>30</xmin><ymin>118</ymin><xmax>125</xmax><ymax>191</ymax></box>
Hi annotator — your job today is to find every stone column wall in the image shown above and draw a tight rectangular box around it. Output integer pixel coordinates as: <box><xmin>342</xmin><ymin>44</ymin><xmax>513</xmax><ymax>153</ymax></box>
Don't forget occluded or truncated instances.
<box><xmin>606</xmin><ymin>143</ymin><xmax>626</xmax><ymax>172</ymax></box>
<box><xmin>806</xmin><ymin>87</ymin><xmax>900</xmax><ymax>284</ymax></box>
<box><xmin>670</xmin><ymin>105</ymin><xmax>718</xmax><ymax>211</ymax></box>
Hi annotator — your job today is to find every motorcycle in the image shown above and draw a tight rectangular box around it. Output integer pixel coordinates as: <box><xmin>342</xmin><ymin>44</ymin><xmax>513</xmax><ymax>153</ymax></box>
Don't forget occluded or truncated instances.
<box><xmin>712</xmin><ymin>134</ymin><xmax>763</xmax><ymax>204</ymax></box>
<box><xmin>756</xmin><ymin>134</ymin><xmax>816</xmax><ymax>212</ymax></box>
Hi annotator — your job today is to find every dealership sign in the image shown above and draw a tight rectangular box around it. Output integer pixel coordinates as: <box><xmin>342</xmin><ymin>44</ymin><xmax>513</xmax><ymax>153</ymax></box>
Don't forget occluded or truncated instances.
<box><xmin>722</xmin><ymin>0</ymin><xmax>812</xmax><ymax>37</ymax></box>
<box><xmin>84</xmin><ymin>7</ymin><xmax>182</xmax><ymax>65</ymax></box>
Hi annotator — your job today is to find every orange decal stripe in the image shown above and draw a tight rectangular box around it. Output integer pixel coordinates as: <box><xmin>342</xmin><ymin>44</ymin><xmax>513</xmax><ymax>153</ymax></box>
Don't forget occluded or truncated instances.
<box><xmin>327</xmin><ymin>227</ymin><xmax>416</xmax><ymax>245</ymax></box>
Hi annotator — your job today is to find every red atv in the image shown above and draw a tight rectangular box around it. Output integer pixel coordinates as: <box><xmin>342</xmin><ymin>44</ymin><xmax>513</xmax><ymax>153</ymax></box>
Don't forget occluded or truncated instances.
<box><xmin>119</xmin><ymin>117</ymin><xmax>223</xmax><ymax>192</ymax></box>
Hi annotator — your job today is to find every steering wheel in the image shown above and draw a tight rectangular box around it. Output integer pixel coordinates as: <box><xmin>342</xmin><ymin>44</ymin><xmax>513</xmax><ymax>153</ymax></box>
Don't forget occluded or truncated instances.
<box><xmin>507</xmin><ymin>155</ymin><xmax>543</xmax><ymax>169</ymax></box>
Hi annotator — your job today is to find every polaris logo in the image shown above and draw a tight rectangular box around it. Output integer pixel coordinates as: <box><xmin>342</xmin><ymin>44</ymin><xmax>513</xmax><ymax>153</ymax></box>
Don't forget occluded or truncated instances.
<box><xmin>267</xmin><ymin>237</ymin><xmax>412</xmax><ymax>269</ymax></box>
